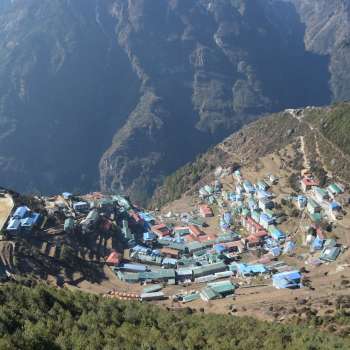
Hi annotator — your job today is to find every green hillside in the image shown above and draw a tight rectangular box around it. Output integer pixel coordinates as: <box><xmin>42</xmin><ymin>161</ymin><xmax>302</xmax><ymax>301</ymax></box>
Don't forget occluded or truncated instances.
<box><xmin>151</xmin><ymin>103</ymin><xmax>350</xmax><ymax>208</ymax></box>
<box><xmin>0</xmin><ymin>282</ymin><xmax>349</xmax><ymax>350</ymax></box>
<box><xmin>306</xmin><ymin>103</ymin><xmax>350</xmax><ymax>156</ymax></box>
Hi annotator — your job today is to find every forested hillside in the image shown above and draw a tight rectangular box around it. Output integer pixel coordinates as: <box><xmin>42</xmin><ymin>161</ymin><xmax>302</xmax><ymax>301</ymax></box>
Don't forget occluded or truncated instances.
<box><xmin>0</xmin><ymin>282</ymin><xmax>348</xmax><ymax>349</ymax></box>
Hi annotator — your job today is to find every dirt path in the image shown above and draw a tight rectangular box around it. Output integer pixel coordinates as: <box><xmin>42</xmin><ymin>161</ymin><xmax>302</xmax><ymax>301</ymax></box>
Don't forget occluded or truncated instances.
<box><xmin>0</xmin><ymin>194</ymin><xmax>14</xmax><ymax>231</ymax></box>
<box><xmin>299</xmin><ymin>135</ymin><xmax>310</xmax><ymax>169</ymax></box>
<box><xmin>0</xmin><ymin>241</ymin><xmax>15</xmax><ymax>271</ymax></box>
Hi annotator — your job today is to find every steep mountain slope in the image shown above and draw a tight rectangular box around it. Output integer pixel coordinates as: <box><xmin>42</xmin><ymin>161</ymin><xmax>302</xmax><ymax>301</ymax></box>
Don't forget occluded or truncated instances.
<box><xmin>151</xmin><ymin>103</ymin><xmax>350</xmax><ymax>207</ymax></box>
<box><xmin>0</xmin><ymin>0</ymin><xmax>335</xmax><ymax>202</ymax></box>
<box><xmin>288</xmin><ymin>0</ymin><xmax>350</xmax><ymax>100</ymax></box>
<box><xmin>99</xmin><ymin>0</ymin><xmax>331</xmax><ymax>202</ymax></box>
<box><xmin>0</xmin><ymin>0</ymin><xmax>140</xmax><ymax>194</ymax></box>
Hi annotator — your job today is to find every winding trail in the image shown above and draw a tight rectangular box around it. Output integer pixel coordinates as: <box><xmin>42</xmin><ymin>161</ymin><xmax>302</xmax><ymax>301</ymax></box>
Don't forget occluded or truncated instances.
<box><xmin>0</xmin><ymin>194</ymin><xmax>13</xmax><ymax>232</ymax></box>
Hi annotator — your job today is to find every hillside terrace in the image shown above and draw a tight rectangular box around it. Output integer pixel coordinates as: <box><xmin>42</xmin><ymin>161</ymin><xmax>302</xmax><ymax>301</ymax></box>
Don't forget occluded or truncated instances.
<box><xmin>0</xmin><ymin>155</ymin><xmax>348</xmax><ymax>305</ymax></box>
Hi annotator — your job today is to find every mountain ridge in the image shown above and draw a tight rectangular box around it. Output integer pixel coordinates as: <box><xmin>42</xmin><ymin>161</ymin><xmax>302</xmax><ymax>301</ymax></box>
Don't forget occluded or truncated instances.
<box><xmin>0</xmin><ymin>0</ymin><xmax>347</xmax><ymax>202</ymax></box>
<box><xmin>151</xmin><ymin>103</ymin><xmax>350</xmax><ymax>208</ymax></box>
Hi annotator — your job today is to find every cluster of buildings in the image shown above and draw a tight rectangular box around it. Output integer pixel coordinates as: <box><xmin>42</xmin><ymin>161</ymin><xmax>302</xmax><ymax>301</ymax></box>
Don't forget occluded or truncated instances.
<box><xmin>297</xmin><ymin>169</ymin><xmax>345</xmax><ymax>262</ymax></box>
<box><xmin>3</xmin><ymin>162</ymin><xmax>345</xmax><ymax>304</ymax></box>
<box><xmin>110</xmin><ymin>168</ymin><xmax>309</xmax><ymax>300</ymax></box>
<box><xmin>6</xmin><ymin>206</ymin><xmax>41</xmax><ymax>233</ymax></box>
<box><xmin>44</xmin><ymin>192</ymin><xmax>133</xmax><ymax>238</ymax></box>
<box><xmin>113</xmin><ymin>164</ymin><xmax>347</xmax><ymax>301</ymax></box>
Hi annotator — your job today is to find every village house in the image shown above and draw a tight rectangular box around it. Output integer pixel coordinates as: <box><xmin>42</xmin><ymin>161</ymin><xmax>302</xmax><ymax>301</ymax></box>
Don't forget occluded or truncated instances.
<box><xmin>313</xmin><ymin>187</ymin><xmax>329</xmax><ymax>203</ymax></box>
<box><xmin>160</xmin><ymin>247</ymin><xmax>180</xmax><ymax>259</ymax></box>
<box><xmin>328</xmin><ymin>201</ymin><xmax>342</xmax><ymax>220</ymax></box>
<box><xmin>7</xmin><ymin>206</ymin><xmax>41</xmax><ymax>233</ymax></box>
<box><xmin>268</xmin><ymin>225</ymin><xmax>286</xmax><ymax>241</ymax></box>
<box><xmin>301</xmin><ymin>177</ymin><xmax>319</xmax><ymax>192</ymax></box>
<box><xmin>327</xmin><ymin>183</ymin><xmax>343</xmax><ymax>198</ymax></box>
<box><xmin>307</xmin><ymin>198</ymin><xmax>321</xmax><ymax>214</ymax></box>
<box><xmin>258</xmin><ymin>198</ymin><xmax>274</xmax><ymax>211</ymax></box>
<box><xmin>296</xmin><ymin>195</ymin><xmax>307</xmax><ymax>209</ymax></box>
<box><xmin>64</xmin><ymin>217</ymin><xmax>75</xmax><ymax>232</ymax></box>
<box><xmin>256</xmin><ymin>180</ymin><xmax>269</xmax><ymax>191</ymax></box>
<box><xmin>242</xmin><ymin>216</ymin><xmax>263</xmax><ymax>235</ymax></box>
<box><xmin>272</xmin><ymin>270</ymin><xmax>302</xmax><ymax>289</ymax></box>
<box><xmin>243</xmin><ymin>180</ymin><xmax>255</xmax><ymax>193</ymax></box>
<box><xmin>151</xmin><ymin>223</ymin><xmax>171</xmax><ymax>238</ymax></box>
<box><xmin>199</xmin><ymin>204</ymin><xmax>214</xmax><ymax>218</ymax></box>
<box><xmin>73</xmin><ymin>201</ymin><xmax>89</xmax><ymax>212</ymax></box>
<box><xmin>259</xmin><ymin>213</ymin><xmax>275</xmax><ymax>229</ymax></box>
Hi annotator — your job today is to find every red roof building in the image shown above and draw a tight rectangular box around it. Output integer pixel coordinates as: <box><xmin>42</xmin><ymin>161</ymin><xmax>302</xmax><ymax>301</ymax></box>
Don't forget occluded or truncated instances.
<box><xmin>244</xmin><ymin>217</ymin><xmax>264</xmax><ymax>235</ymax></box>
<box><xmin>199</xmin><ymin>204</ymin><xmax>214</xmax><ymax>218</ymax></box>
<box><xmin>106</xmin><ymin>251</ymin><xmax>121</xmax><ymax>266</ymax></box>
<box><xmin>246</xmin><ymin>235</ymin><xmax>260</xmax><ymax>246</ymax></box>
<box><xmin>189</xmin><ymin>225</ymin><xmax>205</xmax><ymax>238</ymax></box>
<box><xmin>223</xmin><ymin>241</ymin><xmax>244</xmax><ymax>253</ymax></box>
<box><xmin>130</xmin><ymin>211</ymin><xmax>142</xmax><ymax>223</ymax></box>
<box><xmin>255</xmin><ymin>229</ymin><xmax>268</xmax><ymax>238</ymax></box>
<box><xmin>301</xmin><ymin>177</ymin><xmax>320</xmax><ymax>192</ymax></box>
<box><xmin>160</xmin><ymin>247</ymin><xmax>180</xmax><ymax>258</ymax></box>
<box><xmin>151</xmin><ymin>223</ymin><xmax>171</xmax><ymax>237</ymax></box>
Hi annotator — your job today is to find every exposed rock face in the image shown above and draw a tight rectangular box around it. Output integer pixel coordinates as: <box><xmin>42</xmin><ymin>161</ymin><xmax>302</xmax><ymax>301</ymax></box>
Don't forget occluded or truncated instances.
<box><xmin>98</xmin><ymin>0</ymin><xmax>331</xmax><ymax>202</ymax></box>
<box><xmin>288</xmin><ymin>0</ymin><xmax>350</xmax><ymax>101</ymax></box>
<box><xmin>0</xmin><ymin>0</ymin><xmax>341</xmax><ymax>201</ymax></box>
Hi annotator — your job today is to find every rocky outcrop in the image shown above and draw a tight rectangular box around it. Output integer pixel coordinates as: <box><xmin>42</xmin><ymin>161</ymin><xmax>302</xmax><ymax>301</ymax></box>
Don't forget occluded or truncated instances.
<box><xmin>288</xmin><ymin>0</ymin><xmax>350</xmax><ymax>101</ymax></box>
<box><xmin>0</xmin><ymin>0</ymin><xmax>338</xmax><ymax>202</ymax></box>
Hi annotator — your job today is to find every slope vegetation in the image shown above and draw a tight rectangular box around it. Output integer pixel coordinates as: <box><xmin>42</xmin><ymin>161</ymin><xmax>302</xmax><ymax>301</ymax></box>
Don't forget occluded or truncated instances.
<box><xmin>151</xmin><ymin>103</ymin><xmax>350</xmax><ymax>207</ymax></box>
<box><xmin>0</xmin><ymin>282</ymin><xmax>348</xmax><ymax>349</ymax></box>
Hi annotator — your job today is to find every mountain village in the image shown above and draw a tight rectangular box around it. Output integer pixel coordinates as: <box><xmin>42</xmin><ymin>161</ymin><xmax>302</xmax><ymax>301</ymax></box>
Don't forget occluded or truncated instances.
<box><xmin>1</xmin><ymin>144</ymin><xmax>350</xmax><ymax>317</ymax></box>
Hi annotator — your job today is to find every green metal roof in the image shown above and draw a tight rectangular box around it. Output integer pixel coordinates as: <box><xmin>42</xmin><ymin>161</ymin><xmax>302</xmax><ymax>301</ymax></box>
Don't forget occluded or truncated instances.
<box><xmin>328</xmin><ymin>183</ymin><xmax>342</xmax><ymax>194</ymax></box>
<box><xmin>309</xmin><ymin>212</ymin><xmax>322</xmax><ymax>223</ymax></box>
<box><xmin>192</xmin><ymin>262</ymin><xmax>227</xmax><ymax>278</ymax></box>
<box><xmin>143</xmin><ymin>284</ymin><xmax>163</xmax><ymax>294</ymax></box>
<box><xmin>207</xmin><ymin>280</ymin><xmax>235</xmax><ymax>295</ymax></box>
<box><xmin>139</xmin><ymin>269</ymin><xmax>176</xmax><ymax>281</ymax></box>
<box><xmin>307</xmin><ymin>198</ymin><xmax>320</xmax><ymax>208</ymax></box>
<box><xmin>118</xmin><ymin>272</ymin><xmax>140</xmax><ymax>282</ymax></box>
<box><xmin>64</xmin><ymin>218</ymin><xmax>74</xmax><ymax>231</ymax></box>
<box><xmin>182</xmin><ymin>293</ymin><xmax>200</xmax><ymax>303</ymax></box>
<box><xmin>186</xmin><ymin>241</ymin><xmax>206</xmax><ymax>252</ymax></box>
<box><xmin>314</xmin><ymin>187</ymin><xmax>328</xmax><ymax>197</ymax></box>
<box><xmin>200</xmin><ymin>287</ymin><xmax>219</xmax><ymax>301</ymax></box>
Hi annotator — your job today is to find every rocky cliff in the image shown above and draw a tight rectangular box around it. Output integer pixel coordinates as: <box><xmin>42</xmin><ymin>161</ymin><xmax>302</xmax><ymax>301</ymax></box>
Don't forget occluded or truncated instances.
<box><xmin>0</xmin><ymin>0</ymin><xmax>341</xmax><ymax>202</ymax></box>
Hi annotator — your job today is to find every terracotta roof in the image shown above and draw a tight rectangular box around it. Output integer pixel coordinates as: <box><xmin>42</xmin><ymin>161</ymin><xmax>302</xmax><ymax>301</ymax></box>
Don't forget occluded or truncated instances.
<box><xmin>189</xmin><ymin>225</ymin><xmax>205</xmax><ymax>237</ymax></box>
<box><xmin>106</xmin><ymin>251</ymin><xmax>121</xmax><ymax>265</ymax></box>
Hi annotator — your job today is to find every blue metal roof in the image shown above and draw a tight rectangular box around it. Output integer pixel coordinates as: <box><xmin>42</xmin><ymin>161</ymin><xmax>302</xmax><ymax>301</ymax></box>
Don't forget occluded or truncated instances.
<box><xmin>119</xmin><ymin>263</ymin><xmax>147</xmax><ymax>272</ymax></box>
<box><xmin>273</xmin><ymin>270</ymin><xmax>301</xmax><ymax>281</ymax></box>
<box><xmin>6</xmin><ymin>218</ymin><xmax>21</xmax><ymax>231</ymax></box>
<box><xmin>273</xmin><ymin>273</ymin><xmax>302</xmax><ymax>288</ymax></box>
<box><xmin>138</xmin><ymin>212</ymin><xmax>156</xmax><ymax>223</ymax></box>
<box><xmin>330</xmin><ymin>201</ymin><xmax>341</xmax><ymax>210</ymax></box>
<box><xmin>312</xmin><ymin>236</ymin><xmax>324</xmax><ymax>250</ymax></box>
<box><xmin>143</xmin><ymin>232</ymin><xmax>157</xmax><ymax>241</ymax></box>
<box><xmin>237</xmin><ymin>263</ymin><xmax>267</xmax><ymax>275</ymax></box>
<box><xmin>13</xmin><ymin>206</ymin><xmax>29</xmax><ymax>219</ymax></box>
<box><xmin>20</xmin><ymin>217</ymin><xmax>34</xmax><ymax>228</ymax></box>
<box><xmin>214</xmin><ymin>244</ymin><xmax>226</xmax><ymax>254</ymax></box>
<box><xmin>132</xmin><ymin>245</ymin><xmax>150</xmax><ymax>253</ymax></box>
<box><xmin>162</xmin><ymin>257</ymin><xmax>178</xmax><ymax>266</ymax></box>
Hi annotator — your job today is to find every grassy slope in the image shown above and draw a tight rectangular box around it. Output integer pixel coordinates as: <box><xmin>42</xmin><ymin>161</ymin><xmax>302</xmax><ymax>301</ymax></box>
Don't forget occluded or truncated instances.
<box><xmin>306</xmin><ymin>103</ymin><xmax>350</xmax><ymax>156</ymax></box>
<box><xmin>151</xmin><ymin>103</ymin><xmax>350</xmax><ymax>208</ymax></box>
<box><xmin>150</xmin><ymin>112</ymin><xmax>304</xmax><ymax>208</ymax></box>
<box><xmin>305</xmin><ymin>103</ymin><xmax>350</xmax><ymax>183</ymax></box>
<box><xmin>0</xmin><ymin>282</ymin><xmax>348</xmax><ymax>350</ymax></box>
